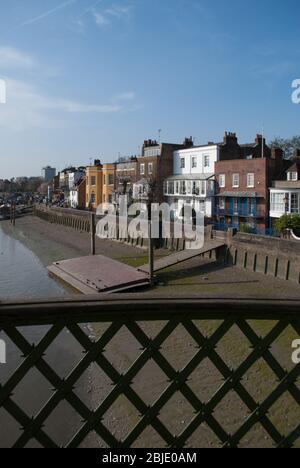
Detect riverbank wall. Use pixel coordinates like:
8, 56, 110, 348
33, 205, 214, 252
226, 232, 300, 284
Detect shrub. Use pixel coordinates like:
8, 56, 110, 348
240, 223, 255, 234
274, 214, 300, 235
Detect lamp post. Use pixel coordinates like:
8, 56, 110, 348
283, 193, 290, 239
284, 194, 289, 214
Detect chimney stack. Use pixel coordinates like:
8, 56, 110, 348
255, 134, 265, 145
183, 136, 194, 148
223, 132, 237, 145
271, 147, 283, 161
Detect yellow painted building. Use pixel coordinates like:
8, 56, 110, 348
102, 163, 116, 206
86, 161, 103, 210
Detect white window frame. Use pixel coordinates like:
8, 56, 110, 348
204, 155, 210, 168
180, 158, 185, 169
140, 164, 145, 175
247, 173, 255, 188
192, 157, 197, 169
270, 192, 285, 213
148, 163, 153, 175
288, 172, 298, 181
219, 174, 226, 188
232, 173, 239, 188
291, 193, 299, 213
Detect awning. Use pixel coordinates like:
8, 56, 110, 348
166, 174, 214, 181
216, 192, 258, 198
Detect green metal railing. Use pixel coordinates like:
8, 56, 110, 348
0, 296, 299, 448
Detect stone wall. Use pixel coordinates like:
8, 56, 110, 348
33, 205, 213, 252
227, 232, 300, 284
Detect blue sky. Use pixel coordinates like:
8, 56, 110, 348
0, 0, 299, 179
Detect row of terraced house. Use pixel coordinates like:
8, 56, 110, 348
47, 131, 300, 235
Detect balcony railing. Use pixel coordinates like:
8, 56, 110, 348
216, 207, 265, 219
0, 295, 299, 448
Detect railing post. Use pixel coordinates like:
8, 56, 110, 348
90, 212, 96, 256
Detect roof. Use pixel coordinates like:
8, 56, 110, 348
174, 144, 219, 154
217, 191, 258, 198
286, 160, 300, 172
167, 174, 214, 181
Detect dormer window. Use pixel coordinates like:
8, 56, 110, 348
287, 172, 298, 181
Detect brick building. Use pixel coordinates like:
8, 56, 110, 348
133, 138, 193, 204
115, 157, 138, 205
163, 132, 274, 223
215, 135, 284, 234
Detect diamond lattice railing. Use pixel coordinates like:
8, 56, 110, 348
0, 297, 299, 448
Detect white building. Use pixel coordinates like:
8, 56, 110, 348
164, 145, 219, 219
69, 189, 79, 209
270, 161, 300, 219
68, 169, 85, 190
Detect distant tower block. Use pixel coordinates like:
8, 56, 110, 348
42, 166, 56, 182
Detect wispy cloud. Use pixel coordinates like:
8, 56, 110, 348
21, 0, 77, 26
0, 79, 136, 130
105, 5, 132, 19
93, 12, 109, 27
92, 3, 132, 28
0, 47, 34, 68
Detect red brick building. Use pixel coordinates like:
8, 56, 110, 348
115, 157, 138, 204
215, 136, 284, 234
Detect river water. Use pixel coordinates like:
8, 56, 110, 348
0, 225, 66, 299
0, 226, 94, 448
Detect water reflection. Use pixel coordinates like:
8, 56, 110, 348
0, 226, 65, 298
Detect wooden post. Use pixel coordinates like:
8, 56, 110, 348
90, 212, 96, 256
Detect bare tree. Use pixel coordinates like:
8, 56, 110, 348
271, 136, 300, 159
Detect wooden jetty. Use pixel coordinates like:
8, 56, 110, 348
48, 255, 150, 295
